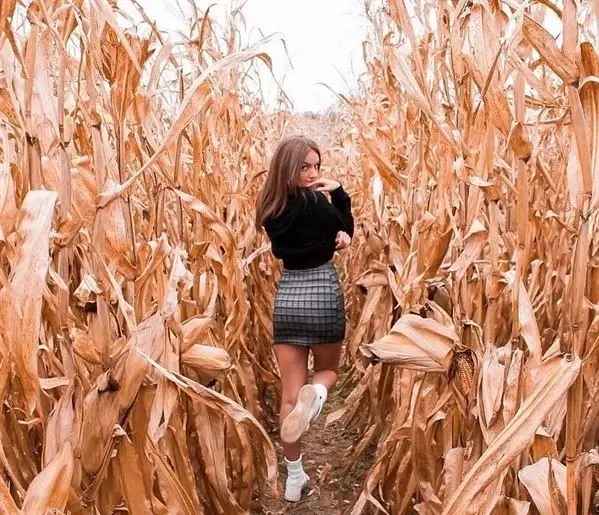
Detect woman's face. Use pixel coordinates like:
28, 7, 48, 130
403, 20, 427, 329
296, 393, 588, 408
297, 149, 321, 188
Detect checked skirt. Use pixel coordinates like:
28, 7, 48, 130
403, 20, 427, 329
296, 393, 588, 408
273, 260, 346, 346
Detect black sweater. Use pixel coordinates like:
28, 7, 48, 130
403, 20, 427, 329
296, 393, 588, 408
263, 186, 354, 270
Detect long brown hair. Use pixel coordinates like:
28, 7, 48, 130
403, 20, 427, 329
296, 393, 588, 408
255, 135, 321, 229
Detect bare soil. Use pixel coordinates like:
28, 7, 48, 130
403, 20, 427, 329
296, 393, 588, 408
251, 373, 374, 515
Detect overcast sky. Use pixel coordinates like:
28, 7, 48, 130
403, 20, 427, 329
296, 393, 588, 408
135, 0, 370, 113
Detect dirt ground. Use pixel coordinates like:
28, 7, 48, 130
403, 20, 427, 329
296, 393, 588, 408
251, 374, 374, 514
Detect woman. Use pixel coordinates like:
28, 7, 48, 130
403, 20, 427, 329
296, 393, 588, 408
255, 135, 354, 502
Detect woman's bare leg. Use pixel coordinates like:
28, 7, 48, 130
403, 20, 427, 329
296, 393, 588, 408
278, 341, 343, 446
274, 343, 309, 460
311, 341, 343, 390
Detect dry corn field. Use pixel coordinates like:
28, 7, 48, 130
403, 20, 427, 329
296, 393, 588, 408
3, 0, 599, 513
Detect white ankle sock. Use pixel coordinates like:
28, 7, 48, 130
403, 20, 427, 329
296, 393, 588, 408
285, 455, 305, 479
284, 455, 309, 502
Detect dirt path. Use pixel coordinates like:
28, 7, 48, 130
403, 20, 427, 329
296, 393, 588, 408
252, 376, 373, 514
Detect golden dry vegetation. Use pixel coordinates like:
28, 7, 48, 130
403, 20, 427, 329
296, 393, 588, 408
2, 0, 599, 514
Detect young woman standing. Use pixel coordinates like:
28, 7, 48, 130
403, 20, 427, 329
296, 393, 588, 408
255, 135, 354, 502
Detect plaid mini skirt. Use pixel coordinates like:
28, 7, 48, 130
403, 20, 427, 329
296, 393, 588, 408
273, 261, 346, 346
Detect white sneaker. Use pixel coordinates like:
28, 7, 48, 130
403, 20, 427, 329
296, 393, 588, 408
280, 384, 325, 444
284, 471, 309, 502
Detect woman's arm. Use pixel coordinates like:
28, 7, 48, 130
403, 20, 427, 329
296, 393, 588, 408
310, 177, 354, 238
312, 188, 354, 238
329, 185, 354, 237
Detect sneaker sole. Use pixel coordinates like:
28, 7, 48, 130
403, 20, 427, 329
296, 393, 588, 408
284, 492, 302, 502
280, 385, 317, 444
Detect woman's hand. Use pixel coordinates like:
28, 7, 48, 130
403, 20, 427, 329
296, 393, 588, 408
311, 178, 341, 193
335, 231, 351, 250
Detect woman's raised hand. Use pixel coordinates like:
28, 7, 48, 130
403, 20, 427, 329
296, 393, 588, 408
335, 231, 351, 250
311, 178, 341, 193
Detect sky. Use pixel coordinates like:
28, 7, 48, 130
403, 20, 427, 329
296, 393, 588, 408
135, 0, 371, 113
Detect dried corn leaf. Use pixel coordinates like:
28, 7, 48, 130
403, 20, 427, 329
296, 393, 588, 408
504, 271, 542, 365
441, 448, 464, 503
467, 5, 512, 136
22, 442, 74, 514
101, 179, 130, 262
43, 382, 79, 467
77, 311, 165, 477
192, 401, 243, 514
490, 497, 530, 514
518, 457, 566, 515
522, 15, 578, 84
115, 434, 153, 514
147, 438, 197, 515
363, 313, 457, 371
90, 0, 143, 75
443, 354, 580, 513
361, 136, 406, 189
97, 35, 282, 208
0, 477, 19, 515
479, 346, 506, 438
0, 162, 16, 236
0, 190, 57, 414
139, 351, 278, 495
0, 0, 17, 35
448, 219, 487, 281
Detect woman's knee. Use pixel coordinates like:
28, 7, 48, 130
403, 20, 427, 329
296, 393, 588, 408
280, 378, 305, 407
314, 365, 339, 376
313, 368, 339, 387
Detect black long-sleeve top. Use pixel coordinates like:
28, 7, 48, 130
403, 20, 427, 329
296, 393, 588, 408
263, 185, 354, 270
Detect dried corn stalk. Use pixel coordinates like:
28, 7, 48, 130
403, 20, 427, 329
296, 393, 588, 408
0, 1, 290, 511
328, 1, 599, 513
5, 0, 599, 513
